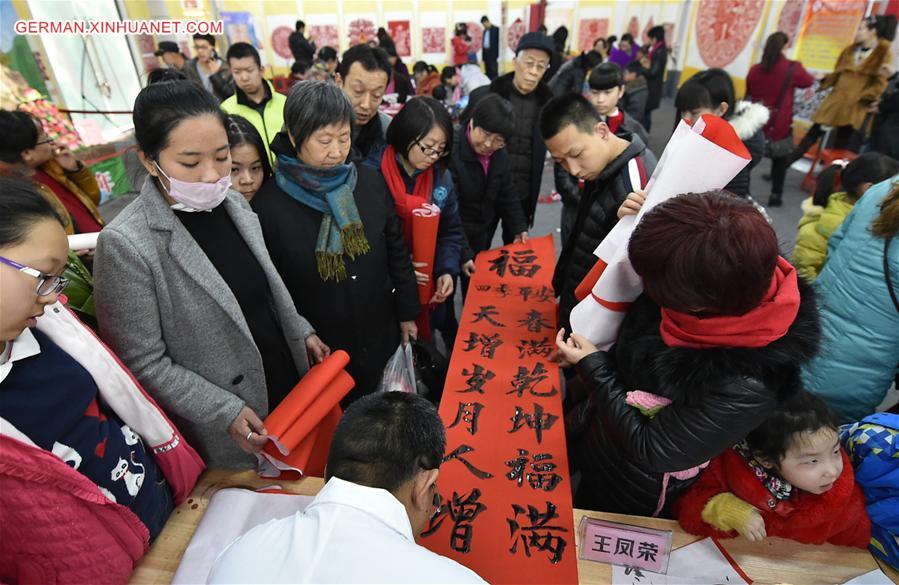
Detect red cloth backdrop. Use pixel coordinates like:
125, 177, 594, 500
421, 235, 578, 584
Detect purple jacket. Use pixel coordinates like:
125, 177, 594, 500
608, 46, 637, 68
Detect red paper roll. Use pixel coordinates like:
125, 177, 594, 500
411, 203, 441, 305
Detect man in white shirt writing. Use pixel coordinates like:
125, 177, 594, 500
207, 391, 485, 584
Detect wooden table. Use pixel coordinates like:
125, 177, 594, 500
130, 469, 898, 585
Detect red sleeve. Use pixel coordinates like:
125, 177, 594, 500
674, 456, 738, 539
792, 61, 816, 89
828, 484, 872, 549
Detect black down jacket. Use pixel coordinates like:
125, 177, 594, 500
565, 281, 820, 517
552, 132, 656, 330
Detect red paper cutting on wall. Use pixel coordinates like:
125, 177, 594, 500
421, 235, 578, 584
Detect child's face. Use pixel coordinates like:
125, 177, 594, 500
588, 86, 625, 117
764, 428, 843, 495
545, 122, 616, 182
624, 70, 636, 83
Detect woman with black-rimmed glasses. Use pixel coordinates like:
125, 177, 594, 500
0, 179, 204, 581
368, 96, 465, 344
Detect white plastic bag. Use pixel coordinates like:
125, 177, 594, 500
378, 343, 416, 393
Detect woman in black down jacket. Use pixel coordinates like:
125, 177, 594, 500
557, 192, 819, 517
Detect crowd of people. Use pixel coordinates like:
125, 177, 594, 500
2, 12, 899, 584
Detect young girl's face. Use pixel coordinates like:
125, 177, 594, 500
230, 143, 265, 201
768, 427, 843, 495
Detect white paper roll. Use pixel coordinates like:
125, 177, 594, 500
67, 232, 100, 251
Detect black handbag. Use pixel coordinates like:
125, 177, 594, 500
411, 339, 449, 405
764, 62, 796, 159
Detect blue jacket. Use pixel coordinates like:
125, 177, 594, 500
801, 177, 899, 422
841, 413, 899, 569
364, 148, 465, 279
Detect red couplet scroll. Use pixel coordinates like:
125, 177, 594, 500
258, 350, 355, 479
421, 235, 579, 584
411, 203, 441, 341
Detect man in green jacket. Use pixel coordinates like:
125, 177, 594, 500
221, 42, 286, 165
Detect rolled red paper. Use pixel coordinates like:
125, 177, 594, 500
411, 203, 441, 306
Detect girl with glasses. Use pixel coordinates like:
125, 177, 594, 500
0, 179, 203, 582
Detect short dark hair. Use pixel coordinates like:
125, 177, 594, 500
813, 152, 899, 205
338, 44, 391, 80
0, 110, 38, 164
625, 60, 644, 75
386, 96, 453, 169
132, 80, 227, 161
296, 20, 305, 31
0, 178, 65, 248
227, 42, 261, 68
674, 79, 714, 115
326, 392, 446, 492
192, 33, 215, 46
412, 60, 430, 75
469, 94, 515, 139
440, 66, 457, 84
628, 191, 779, 315
620, 33, 635, 44
579, 50, 604, 71
648, 25, 665, 42
225, 114, 273, 179
431, 84, 447, 101
147, 68, 187, 85
480, 15, 489, 24
318, 46, 338, 62
865, 14, 897, 42
539, 93, 602, 140
291, 61, 309, 76
284, 80, 354, 148
745, 390, 840, 465
690, 69, 735, 119
588, 62, 624, 91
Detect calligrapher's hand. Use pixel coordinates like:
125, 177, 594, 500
228, 406, 268, 454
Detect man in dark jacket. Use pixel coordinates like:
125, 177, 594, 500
540, 93, 657, 331
464, 32, 555, 244
481, 16, 500, 80
289, 20, 317, 67
548, 51, 603, 96
337, 44, 394, 166
639, 26, 668, 132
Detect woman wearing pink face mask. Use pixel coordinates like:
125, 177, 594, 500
93, 81, 329, 469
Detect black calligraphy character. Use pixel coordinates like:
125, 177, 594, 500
518, 286, 533, 302
508, 363, 558, 397
462, 332, 504, 359
592, 534, 612, 553
535, 286, 555, 303
475, 284, 491, 292
637, 541, 659, 562
510, 250, 541, 278
495, 283, 511, 298
614, 537, 635, 558
516, 337, 554, 359
447, 489, 487, 553
443, 444, 493, 479
504, 449, 562, 491
422, 492, 449, 536
508, 403, 559, 444
488, 249, 510, 277
471, 305, 505, 327
624, 566, 646, 578
448, 401, 485, 436
507, 501, 569, 564
458, 364, 495, 394
518, 309, 553, 333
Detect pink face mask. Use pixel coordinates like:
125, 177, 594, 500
154, 161, 231, 211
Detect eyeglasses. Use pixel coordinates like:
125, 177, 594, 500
35, 137, 54, 146
414, 140, 447, 159
518, 58, 549, 72
0, 256, 69, 296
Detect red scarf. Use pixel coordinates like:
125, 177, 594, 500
380, 144, 434, 243
660, 257, 801, 349
605, 109, 625, 134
